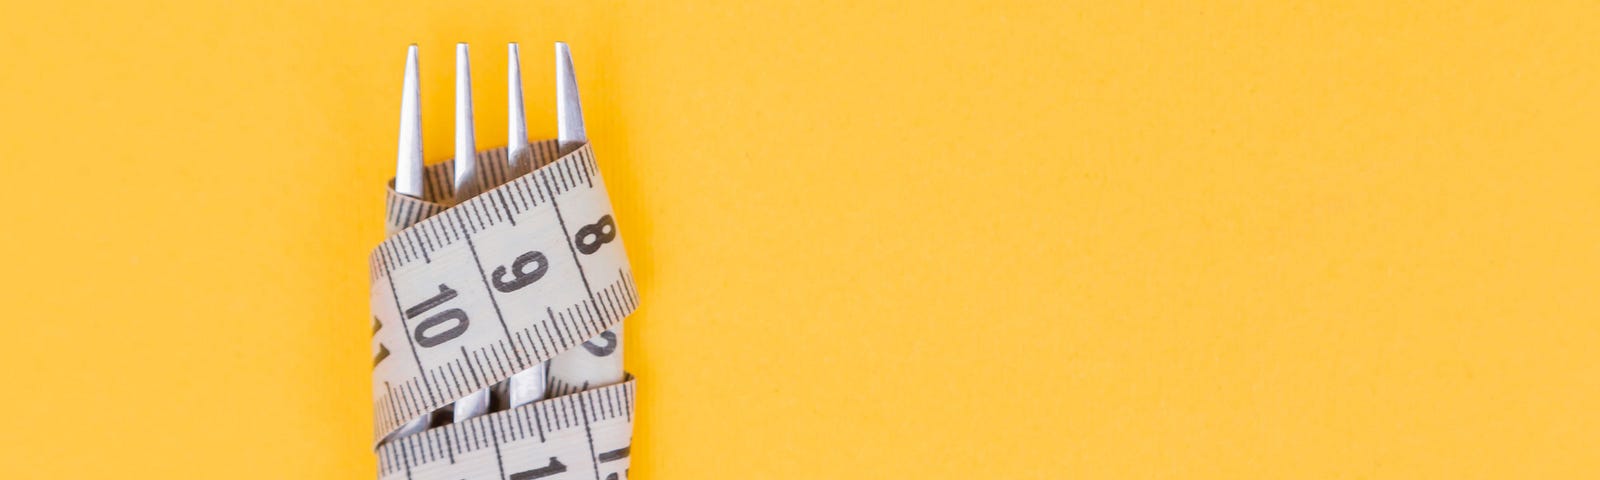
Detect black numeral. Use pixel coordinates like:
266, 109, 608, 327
413, 309, 469, 347
597, 446, 630, 462
405, 284, 469, 348
510, 457, 567, 479
574, 215, 617, 254
598, 445, 630, 480
405, 284, 459, 319
581, 330, 619, 357
492, 251, 550, 292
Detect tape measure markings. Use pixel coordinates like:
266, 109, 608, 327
538, 171, 610, 339
373, 139, 637, 479
378, 380, 636, 478
376, 142, 591, 269
382, 140, 564, 231
374, 270, 636, 434
453, 223, 530, 367
371, 141, 637, 441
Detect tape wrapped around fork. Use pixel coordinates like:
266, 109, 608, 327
370, 140, 637, 478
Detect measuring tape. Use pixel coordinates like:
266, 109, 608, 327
371, 139, 637, 479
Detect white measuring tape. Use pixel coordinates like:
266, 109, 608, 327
371, 140, 636, 479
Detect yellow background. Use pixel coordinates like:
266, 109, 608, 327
2, 0, 1597, 478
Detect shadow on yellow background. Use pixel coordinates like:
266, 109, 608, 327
1, 1, 1596, 478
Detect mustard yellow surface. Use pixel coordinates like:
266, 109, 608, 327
2, 1, 1597, 478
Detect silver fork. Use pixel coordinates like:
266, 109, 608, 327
385, 41, 618, 442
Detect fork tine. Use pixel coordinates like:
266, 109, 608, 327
395, 45, 423, 198
508, 43, 531, 173
453, 43, 480, 204
555, 42, 586, 155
